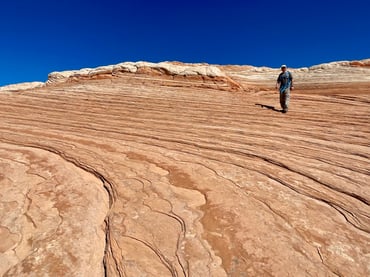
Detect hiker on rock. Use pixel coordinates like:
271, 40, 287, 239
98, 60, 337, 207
276, 65, 293, 113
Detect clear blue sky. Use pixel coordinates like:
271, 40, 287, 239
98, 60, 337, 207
1, 0, 369, 86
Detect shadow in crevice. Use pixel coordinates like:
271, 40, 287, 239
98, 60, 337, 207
255, 103, 282, 113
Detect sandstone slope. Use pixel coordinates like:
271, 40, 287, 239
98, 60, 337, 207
0, 60, 369, 276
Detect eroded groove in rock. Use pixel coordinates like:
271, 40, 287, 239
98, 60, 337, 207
1, 60, 369, 276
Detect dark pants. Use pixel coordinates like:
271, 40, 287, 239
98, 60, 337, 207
280, 88, 290, 111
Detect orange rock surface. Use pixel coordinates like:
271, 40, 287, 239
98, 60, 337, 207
0, 61, 369, 276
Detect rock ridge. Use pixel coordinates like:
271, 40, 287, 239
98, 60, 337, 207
0, 82, 44, 92
46, 61, 228, 84
1, 58, 369, 92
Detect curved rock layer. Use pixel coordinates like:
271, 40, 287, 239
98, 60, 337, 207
0, 64, 369, 276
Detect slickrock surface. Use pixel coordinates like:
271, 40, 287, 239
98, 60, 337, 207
0, 60, 369, 276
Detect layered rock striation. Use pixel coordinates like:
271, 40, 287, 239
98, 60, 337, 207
46, 61, 243, 91
0, 59, 369, 276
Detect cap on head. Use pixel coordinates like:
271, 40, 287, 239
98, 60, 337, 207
281, 64, 287, 68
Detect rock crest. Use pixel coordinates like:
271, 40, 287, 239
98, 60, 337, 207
0, 82, 44, 92
46, 61, 227, 84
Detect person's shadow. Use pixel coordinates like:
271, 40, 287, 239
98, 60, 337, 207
255, 103, 282, 113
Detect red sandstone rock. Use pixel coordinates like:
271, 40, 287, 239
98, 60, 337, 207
0, 60, 369, 276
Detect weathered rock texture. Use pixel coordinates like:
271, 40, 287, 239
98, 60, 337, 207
0, 82, 44, 92
0, 59, 369, 276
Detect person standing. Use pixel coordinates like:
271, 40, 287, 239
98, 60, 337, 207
275, 65, 294, 113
